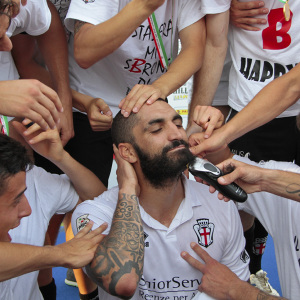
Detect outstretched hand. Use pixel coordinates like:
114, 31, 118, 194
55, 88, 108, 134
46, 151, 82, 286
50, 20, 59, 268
119, 83, 164, 117
0, 80, 62, 131
55, 221, 107, 269
12, 120, 65, 163
230, 0, 269, 31
181, 243, 242, 300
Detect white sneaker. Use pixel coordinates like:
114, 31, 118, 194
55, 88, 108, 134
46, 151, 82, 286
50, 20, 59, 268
250, 269, 280, 296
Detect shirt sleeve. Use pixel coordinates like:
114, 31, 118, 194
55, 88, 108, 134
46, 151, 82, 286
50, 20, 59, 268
12, 0, 51, 36
200, 0, 231, 14
71, 187, 119, 235
30, 166, 79, 219
65, 0, 119, 33
219, 201, 250, 281
177, 0, 204, 32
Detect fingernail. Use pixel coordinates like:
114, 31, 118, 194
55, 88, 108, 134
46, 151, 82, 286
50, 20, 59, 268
219, 177, 226, 184
181, 252, 187, 257
133, 107, 138, 113
259, 1, 264, 6
124, 111, 129, 117
107, 111, 112, 116
191, 242, 197, 248
60, 107, 64, 113
204, 134, 209, 139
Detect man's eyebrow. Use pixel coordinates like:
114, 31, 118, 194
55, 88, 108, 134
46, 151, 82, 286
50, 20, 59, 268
14, 187, 27, 201
144, 114, 183, 131
173, 114, 183, 122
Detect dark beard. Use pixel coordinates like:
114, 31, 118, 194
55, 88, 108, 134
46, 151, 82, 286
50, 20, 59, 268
133, 140, 196, 188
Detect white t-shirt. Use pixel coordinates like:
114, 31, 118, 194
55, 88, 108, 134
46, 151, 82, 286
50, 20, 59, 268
0, 0, 51, 81
228, 0, 300, 117
8, 166, 78, 300
65, 0, 204, 116
235, 155, 300, 300
72, 176, 250, 300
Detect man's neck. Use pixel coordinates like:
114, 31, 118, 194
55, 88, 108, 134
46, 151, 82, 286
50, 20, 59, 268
138, 175, 185, 228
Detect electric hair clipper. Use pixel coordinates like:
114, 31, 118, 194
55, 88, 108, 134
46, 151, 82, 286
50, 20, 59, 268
188, 157, 247, 203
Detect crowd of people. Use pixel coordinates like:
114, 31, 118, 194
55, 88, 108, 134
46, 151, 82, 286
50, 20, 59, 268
0, 0, 299, 300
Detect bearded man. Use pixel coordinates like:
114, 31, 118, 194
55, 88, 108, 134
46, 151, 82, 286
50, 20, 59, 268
71, 99, 250, 300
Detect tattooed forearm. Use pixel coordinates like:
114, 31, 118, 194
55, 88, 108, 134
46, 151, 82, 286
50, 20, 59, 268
74, 20, 86, 35
286, 183, 300, 198
257, 291, 287, 299
86, 193, 144, 298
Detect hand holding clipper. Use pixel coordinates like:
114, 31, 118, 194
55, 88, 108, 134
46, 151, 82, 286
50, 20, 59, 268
189, 157, 247, 203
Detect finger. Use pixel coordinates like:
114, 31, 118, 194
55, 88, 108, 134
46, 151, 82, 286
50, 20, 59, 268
119, 85, 141, 112
233, 0, 266, 11
87, 222, 108, 238
95, 99, 112, 116
33, 93, 61, 129
21, 0, 27, 5
11, 120, 27, 136
181, 250, 205, 272
38, 82, 63, 113
74, 220, 94, 238
233, 23, 262, 31
22, 122, 42, 136
190, 242, 213, 263
21, 109, 49, 131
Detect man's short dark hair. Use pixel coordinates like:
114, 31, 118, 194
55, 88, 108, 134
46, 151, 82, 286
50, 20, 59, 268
111, 98, 169, 146
0, 134, 32, 196
111, 111, 139, 146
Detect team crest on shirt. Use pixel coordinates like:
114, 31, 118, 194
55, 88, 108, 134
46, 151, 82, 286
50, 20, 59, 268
76, 214, 90, 232
82, 0, 95, 3
193, 218, 215, 248
253, 237, 267, 255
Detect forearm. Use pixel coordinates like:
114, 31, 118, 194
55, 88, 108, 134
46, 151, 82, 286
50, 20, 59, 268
74, 0, 157, 68
71, 89, 94, 113
0, 243, 64, 281
86, 189, 144, 298
260, 169, 300, 202
37, 0, 72, 111
229, 280, 286, 300
222, 65, 300, 144
153, 19, 206, 98
50, 151, 106, 200
189, 12, 229, 124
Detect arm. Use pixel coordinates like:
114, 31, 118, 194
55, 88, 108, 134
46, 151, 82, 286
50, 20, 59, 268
0, 79, 62, 130
0, 221, 107, 282
230, 0, 269, 31
86, 146, 144, 298
12, 121, 106, 200
187, 11, 229, 132
36, 0, 74, 145
119, 17, 206, 117
189, 64, 300, 157
71, 89, 113, 132
74, 0, 165, 69
215, 158, 300, 202
181, 243, 286, 300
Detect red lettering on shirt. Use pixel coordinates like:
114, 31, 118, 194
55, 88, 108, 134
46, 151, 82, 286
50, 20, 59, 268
262, 8, 293, 50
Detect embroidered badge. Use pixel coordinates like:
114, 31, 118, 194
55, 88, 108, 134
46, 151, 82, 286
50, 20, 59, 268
193, 218, 215, 248
76, 214, 90, 232
82, 0, 95, 3
240, 249, 250, 263
253, 237, 267, 255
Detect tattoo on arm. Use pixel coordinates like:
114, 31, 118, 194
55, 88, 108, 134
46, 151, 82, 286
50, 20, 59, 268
74, 20, 86, 35
86, 193, 144, 297
257, 291, 287, 299
286, 183, 300, 198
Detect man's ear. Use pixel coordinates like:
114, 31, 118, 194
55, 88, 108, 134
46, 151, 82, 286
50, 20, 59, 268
118, 143, 138, 163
